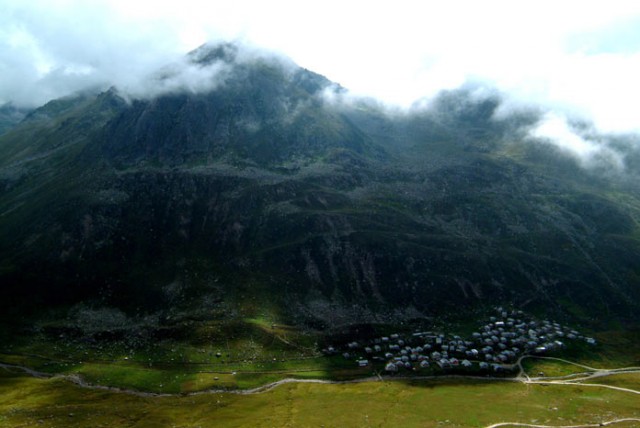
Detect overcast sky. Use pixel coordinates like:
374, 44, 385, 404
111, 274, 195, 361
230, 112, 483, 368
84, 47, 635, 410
2, 0, 640, 137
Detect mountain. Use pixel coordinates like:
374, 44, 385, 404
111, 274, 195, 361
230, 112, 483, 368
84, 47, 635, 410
1, 43, 639, 329
0, 103, 31, 136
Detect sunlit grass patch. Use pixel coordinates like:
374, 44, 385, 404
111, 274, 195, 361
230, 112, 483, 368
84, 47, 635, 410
521, 358, 589, 378
581, 372, 640, 390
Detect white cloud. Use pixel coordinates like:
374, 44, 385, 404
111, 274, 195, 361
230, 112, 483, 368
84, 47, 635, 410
532, 113, 598, 157
531, 112, 625, 169
1, 0, 640, 136
121, 58, 233, 101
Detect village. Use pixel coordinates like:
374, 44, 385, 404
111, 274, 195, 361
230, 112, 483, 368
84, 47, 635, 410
323, 308, 597, 374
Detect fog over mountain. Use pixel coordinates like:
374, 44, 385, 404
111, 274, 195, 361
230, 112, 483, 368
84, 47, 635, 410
2, 0, 640, 136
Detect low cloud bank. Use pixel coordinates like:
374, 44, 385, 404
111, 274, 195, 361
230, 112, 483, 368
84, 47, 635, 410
119, 57, 233, 102
530, 112, 626, 170
2, 0, 639, 175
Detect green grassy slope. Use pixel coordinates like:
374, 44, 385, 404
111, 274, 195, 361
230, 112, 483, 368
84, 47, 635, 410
1, 45, 640, 331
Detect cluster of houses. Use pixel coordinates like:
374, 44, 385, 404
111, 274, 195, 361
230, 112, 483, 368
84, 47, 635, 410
323, 308, 597, 374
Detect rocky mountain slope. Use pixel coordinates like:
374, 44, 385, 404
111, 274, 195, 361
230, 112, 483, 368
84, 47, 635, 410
1, 43, 639, 328
0, 103, 30, 136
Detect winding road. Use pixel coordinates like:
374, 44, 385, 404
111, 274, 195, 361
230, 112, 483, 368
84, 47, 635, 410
512, 356, 640, 394
485, 418, 640, 428
484, 356, 640, 428
2, 354, 640, 427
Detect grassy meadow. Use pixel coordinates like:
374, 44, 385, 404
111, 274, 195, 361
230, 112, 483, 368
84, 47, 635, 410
1, 367, 639, 428
1, 318, 639, 427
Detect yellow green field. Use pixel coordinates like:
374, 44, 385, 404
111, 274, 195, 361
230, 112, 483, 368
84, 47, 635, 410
1, 367, 639, 428
2, 320, 639, 427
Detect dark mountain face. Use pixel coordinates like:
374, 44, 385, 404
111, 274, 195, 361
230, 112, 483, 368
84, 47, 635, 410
1, 43, 639, 328
96, 43, 370, 167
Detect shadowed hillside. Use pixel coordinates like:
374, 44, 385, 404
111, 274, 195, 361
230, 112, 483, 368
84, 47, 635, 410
1, 43, 639, 331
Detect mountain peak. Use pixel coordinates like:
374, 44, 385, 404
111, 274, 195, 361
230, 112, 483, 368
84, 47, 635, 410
187, 42, 239, 65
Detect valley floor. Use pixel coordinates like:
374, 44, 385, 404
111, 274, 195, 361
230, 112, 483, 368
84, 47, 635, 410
1, 355, 639, 428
